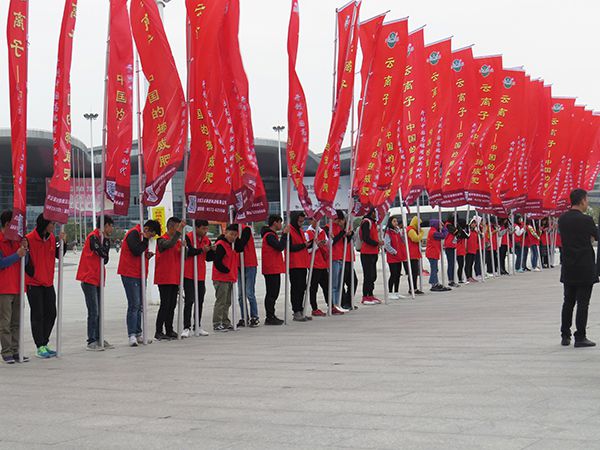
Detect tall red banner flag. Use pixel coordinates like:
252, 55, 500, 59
6, 0, 28, 239
287, 0, 313, 215
44, 0, 78, 224
105, 0, 134, 216
313, 0, 360, 218
130, 0, 187, 206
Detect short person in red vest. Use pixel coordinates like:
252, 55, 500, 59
0, 210, 30, 364
117, 219, 161, 346
514, 215, 526, 272
426, 218, 449, 292
76, 215, 114, 351
183, 219, 214, 337
212, 224, 243, 332
406, 216, 425, 295
465, 218, 482, 282
331, 210, 357, 310
25, 214, 67, 358
384, 216, 407, 299
154, 217, 185, 341
236, 224, 260, 328
288, 211, 313, 322
359, 209, 384, 305
443, 215, 460, 287
498, 218, 511, 275
455, 219, 469, 283
526, 219, 541, 271
260, 215, 288, 325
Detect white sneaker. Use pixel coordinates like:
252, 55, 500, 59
136, 335, 152, 345
181, 328, 191, 338
198, 328, 209, 336
534, 268, 541, 272
335, 305, 349, 312
129, 335, 138, 347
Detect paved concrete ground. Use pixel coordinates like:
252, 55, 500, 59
2, 251, 600, 449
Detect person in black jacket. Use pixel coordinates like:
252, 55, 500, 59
260, 215, 288, 325
558, 189, 599, 347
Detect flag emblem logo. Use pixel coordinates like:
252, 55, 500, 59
503, 77, 515, 89
480, 64, 493, 77
385, 32, 399, 49
407, 43, 414, 56
552, 103, 564, 113
451, 59, 464, 72
428, 51, 441, 65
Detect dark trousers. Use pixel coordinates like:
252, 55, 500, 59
561, 284, 593, 340
445, 248, 456, 282
183, 278, 206, 330
486, 250, 499, 274
457, 255, 465, 282
290, 268, 307, 313
81, 282, 101, 345
309, 268, 328, 311
499, 245, 508, 273
264, 274, 281, 319
156, 284, 178, 334
388, 262, 402, 292
27, 286, 57, 348
522, 246, 530, 270
541, 245, 549, 268
360, 253, 378, 297
408, 259, 419, 291
340, 262, 358, 308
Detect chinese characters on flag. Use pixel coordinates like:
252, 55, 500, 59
130, 0, 187, 207
5, 0, 28, 239
44, 0, 78, 224
105, 0, 134, 216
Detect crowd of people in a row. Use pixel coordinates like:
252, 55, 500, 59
0, 205, 560, 364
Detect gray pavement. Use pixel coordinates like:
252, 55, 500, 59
2, 251, 600, 449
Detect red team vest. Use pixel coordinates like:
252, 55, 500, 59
184, 232, 211, 281
238, 225, 258, 268
154, 233, 182, 285
501, 227, 510, 246
262, 230, 285, 275
444, 223, 457, 249
425, 227, 442, 260
117, 225, 149, 279
359, 219, 379, 255
288, 226, 310, 269
386, 229, 406, 263
212, 239, 239, 282
405, 226, 421, 259
456, 239, 466, 257
305, 228, 328, 269
331, 223, 353, 262
0, 231, 22, 294
26, 229, 56, 287
525, 226, 540, 247
76, 229, 106, 287
467, 231, 480, 254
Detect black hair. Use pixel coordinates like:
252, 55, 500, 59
335, 210, 345, 220
36, 214, 52, 233
386, 216, 398, 230
225, 224, 239, 232
194, 219, 209, 227
268, 215, 283, 227
167, 217, 181, 228
0, 210, 12, 228
570, 188, 587, 207
97, 215, 114, 229
144, 219, 161, 236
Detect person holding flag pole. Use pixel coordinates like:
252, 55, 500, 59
437, 208, 447, 287
416, 198, 424, 292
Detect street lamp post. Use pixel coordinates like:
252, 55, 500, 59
273, 125, 285, 215
83, 112, 99, 225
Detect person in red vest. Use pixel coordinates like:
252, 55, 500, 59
306, 217, 339, 316
117, 219, 161, 347
484, 221, 499, 275
212, 224, 243, 332
443, 215, 459, 287
154, 216, 185, 341
359, 209, 383, 305
236, 224, 259, 328
498, 218, 511, 275
331, 210, 357, 311
260, 215, 288, 325
514, 215, 526, 272
406, 216, 425, 295
0, 210, 30, 364
76, 215, 114, 351
465, 218, 482, 282
288, 211, 313, 322
183, 219, 214, 337
456, 219, 469, 283
384, 216, 406, 299
540, 217, 550, 269
25, 214, 66, 359
425, 218, 449, 292
526, 219, 542, 271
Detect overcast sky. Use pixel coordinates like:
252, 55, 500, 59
0, 0, 598, 154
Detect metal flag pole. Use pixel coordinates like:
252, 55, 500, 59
520, 214, 528, 272
192, 227, 200, 336
398, 189, 415, 299
438, 207, 446, 287
285, 176, 291, 325
510, 211, 516, 275
57, 225, 65, 356
327, 218, 333, 314
303, 223, 319, 317
416, 197, 423, 291
453, 207, 459, 284
476, 212, 485, 283
379, 214, 390, 304
537, 219, 544, 271
239, 225, 248, 327
18, 252, 25, 363
487, 215, 496, 278
494, 215, 502, 276
134, 51, 149, 345
229, 208, 238, 331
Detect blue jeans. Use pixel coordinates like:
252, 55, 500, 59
121, 276, 142, 337
428, 258, 439, 286
332, 260, 343, 305
81, 282, 100, 345
531, 245, 539, 269
522, 246, 529, 270
445, 248, 456, 282
238, 266, 258, 319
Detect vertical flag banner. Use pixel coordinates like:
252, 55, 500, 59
583, 114, 600, 191
44, 0, 78, 224
287, 0, 313, 215
105, 0, 134, 216
130, 0, 187, 206
314, 0, 360, 218
6, 0, 28, 239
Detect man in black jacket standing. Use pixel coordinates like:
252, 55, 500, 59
558, 189, 599, 348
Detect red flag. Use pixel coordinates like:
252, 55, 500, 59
105, 0, 133, 216
583, 113, 600, 191
314, 1, 360, 217
130, 0, 187, 206
423, 37, 452, 206
287, 0, 313, 214
6, 0, 28, 239
44, 0, 78, 224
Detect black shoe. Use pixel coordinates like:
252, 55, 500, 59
154, 332, 167, 341
265, 316, 284, 326
341, 304, 358, 310
237, 319, 246, 327
574, 338, 596, 348
448, 282, 460, 288
249, 317, 260, 327
165, 331, 178, 340
414, 290, 425, 295
561, 337, 571, 346
213, 324, 228, 332
430, 285, 444, 292
13, 354, 29, 362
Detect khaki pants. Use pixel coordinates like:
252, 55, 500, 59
0, 294, 20, 357
212, 281, 233, 327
